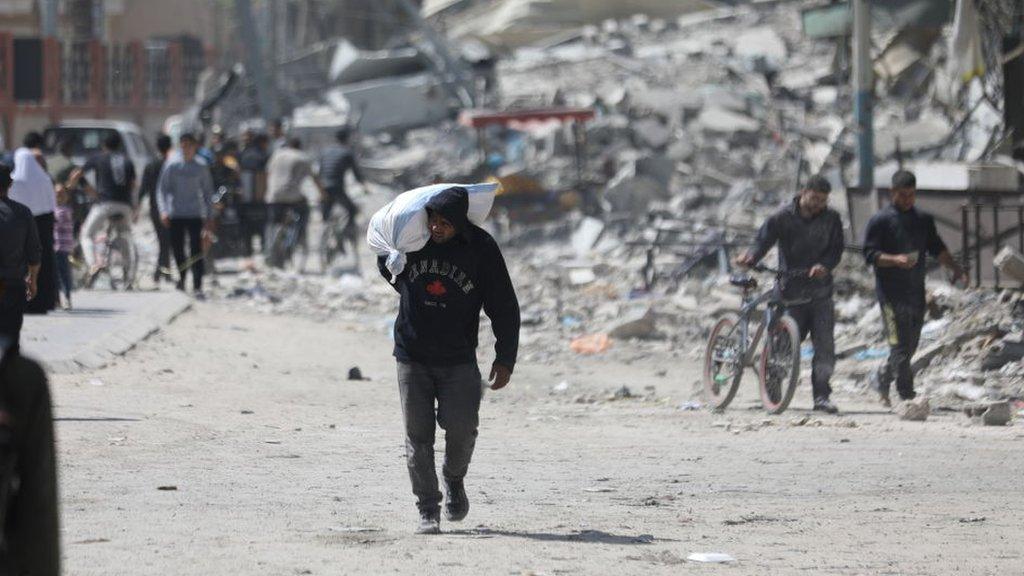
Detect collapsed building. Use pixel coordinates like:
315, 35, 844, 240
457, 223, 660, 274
201, 0, 1024, 417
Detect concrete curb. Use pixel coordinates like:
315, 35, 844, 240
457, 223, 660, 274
29, 292, 192, 374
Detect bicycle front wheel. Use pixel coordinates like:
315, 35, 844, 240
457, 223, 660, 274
703, 313, 744, 411
108, 237, 138, 291
758, 315, 800, 414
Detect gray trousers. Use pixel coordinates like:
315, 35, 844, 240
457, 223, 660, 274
397, 361, 482, 513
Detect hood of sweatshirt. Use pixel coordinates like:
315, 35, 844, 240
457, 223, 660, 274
425, 186, 471, 241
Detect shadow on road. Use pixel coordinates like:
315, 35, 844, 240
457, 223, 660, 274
451, 528, 669, 545
53, 308, 125, 318
54, 417, 142, 422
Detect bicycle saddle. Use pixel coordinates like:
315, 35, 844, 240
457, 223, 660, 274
729, 274, 758, 289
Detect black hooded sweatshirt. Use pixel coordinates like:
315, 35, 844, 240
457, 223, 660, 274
378, 187, 520, 371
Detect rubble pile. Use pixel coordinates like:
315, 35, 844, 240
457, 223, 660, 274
204, 1, 1022, 412
828, 283, 1024, 409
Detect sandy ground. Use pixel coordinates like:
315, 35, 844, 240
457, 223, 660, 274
47, 302, 1024, 575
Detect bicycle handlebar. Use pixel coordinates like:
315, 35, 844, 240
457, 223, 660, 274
750, 264, 810, 278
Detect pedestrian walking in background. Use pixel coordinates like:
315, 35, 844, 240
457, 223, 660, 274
265, 137, 324, 256
863, 170, 966, 407
157, 133, 214, 297
238, 131, 271, 265
0, 164, 42, 354
140, 134, 174, 285
8, 132, 56, 314
377, 186, 520, 534
52, 185, 75, 310
737, 175, 845, 414
317, 127, 367, 222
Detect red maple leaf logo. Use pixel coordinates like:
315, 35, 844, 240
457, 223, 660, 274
425, 280, 447, 297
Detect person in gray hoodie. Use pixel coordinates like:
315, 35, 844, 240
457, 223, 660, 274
157, 132, 214, 296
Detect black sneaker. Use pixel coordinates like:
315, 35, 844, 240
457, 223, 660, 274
813, 397, 839, 414
416, 509, 440, 535
444, 478, 469, 522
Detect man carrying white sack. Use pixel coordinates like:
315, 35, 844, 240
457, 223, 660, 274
376, 186, 520, 535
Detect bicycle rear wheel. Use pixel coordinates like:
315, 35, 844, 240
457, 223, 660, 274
265, 225, 288, 269
758, 315, 800, 414
285, 228, 308, 274
703, 313, 744, 411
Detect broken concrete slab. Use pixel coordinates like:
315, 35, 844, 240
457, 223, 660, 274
331, 74, 452, 133
608, 307, 658, 340
733, 27, 788, 71
631, 117, 673, 150
994, 246, 1024, 284
980, 338, 1024, 371
572, 217, 606, 256
695, 107, 760, 136
329, 40, 430, 85
896, 397, 930, 421
964, 401, 1013, 426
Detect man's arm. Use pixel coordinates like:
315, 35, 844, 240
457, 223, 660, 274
311, 175, 327, 202
811, 213, 845, 278
376, 255, 401, 292
127, 161, 138, 212
200, 166, 215, 224
25, 264, 40, 300
350, 153, 367, 187
738, 213, 778, 266
24, 212, 42, 300
863, 215, 913, 269
156, 164, 172, 226
938, 249, 966, 283
480, 241, 520, 389
928, 218, 965, 283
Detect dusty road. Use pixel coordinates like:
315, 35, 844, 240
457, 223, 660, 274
48, 303, 1023, 575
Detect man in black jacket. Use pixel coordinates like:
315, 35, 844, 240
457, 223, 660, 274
317, 127, 366, 222
863, 170, 965, 406
737, 175, 845, 414
378, 187, 520, 534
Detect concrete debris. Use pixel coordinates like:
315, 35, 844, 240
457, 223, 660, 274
964, 401, 1013, 426
571, 217, 605, 256
608, 307, 658, 340
694, 107, 760, 137
896, 398, 930, 422
994, 247, 1024, 285
733, 27, 788, 71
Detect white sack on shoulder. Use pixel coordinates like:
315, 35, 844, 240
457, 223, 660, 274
366, 182, 498, 279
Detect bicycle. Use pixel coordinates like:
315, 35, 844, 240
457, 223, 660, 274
703, 265, 808, 414
82, 212, 138, 291
318, 208, 360, 273
265, 204, 309, 273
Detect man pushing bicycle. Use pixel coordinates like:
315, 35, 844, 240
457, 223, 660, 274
736, 175, 845, 414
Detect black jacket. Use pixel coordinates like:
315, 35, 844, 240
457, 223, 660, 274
749, 198, 845, 300
0, 197, 41, 282
378, 187, 520, 370
863, 205, 947, 304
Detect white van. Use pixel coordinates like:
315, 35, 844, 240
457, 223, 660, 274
42, 120, 155, 185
